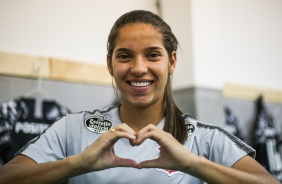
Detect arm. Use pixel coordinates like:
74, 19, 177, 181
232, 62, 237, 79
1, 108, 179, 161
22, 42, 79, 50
187, 155, 279, 184
0, 155, 80, 184
136, 124, 280, 184
0, 123, 138, 184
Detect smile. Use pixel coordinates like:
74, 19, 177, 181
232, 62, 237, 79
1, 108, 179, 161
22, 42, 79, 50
130, 81, 152, 87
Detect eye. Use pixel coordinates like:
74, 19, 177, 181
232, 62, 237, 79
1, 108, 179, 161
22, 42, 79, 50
116, 53, 131, 62
147, 52, 162, 61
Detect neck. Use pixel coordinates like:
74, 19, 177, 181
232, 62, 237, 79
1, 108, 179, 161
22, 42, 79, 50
119, 101, 163, 132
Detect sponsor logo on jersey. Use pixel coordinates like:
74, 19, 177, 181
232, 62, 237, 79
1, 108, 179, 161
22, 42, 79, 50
0, 132, 11, 145
84, 115, 112, 133
155, 147, 184, 176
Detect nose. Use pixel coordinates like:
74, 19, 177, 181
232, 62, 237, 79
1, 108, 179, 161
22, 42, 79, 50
130, 57, 148, 76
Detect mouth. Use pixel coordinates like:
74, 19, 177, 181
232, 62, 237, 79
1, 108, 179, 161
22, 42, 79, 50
128, 81, 153, 87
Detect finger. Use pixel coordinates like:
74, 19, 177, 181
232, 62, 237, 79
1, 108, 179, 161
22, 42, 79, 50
136, 125, 164, 145
137, 124, 162, 136
106, 124, 137, 141
106, 129, 136, 142
114, 156, 138, 168
119, 123, 136, 135
137, 129, 183, 153
110, 123, 136, 136
111, 123, 135, 134
107, 123, 137, 146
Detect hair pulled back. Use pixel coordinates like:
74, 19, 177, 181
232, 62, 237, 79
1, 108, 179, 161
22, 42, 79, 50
107, 10, 188, 144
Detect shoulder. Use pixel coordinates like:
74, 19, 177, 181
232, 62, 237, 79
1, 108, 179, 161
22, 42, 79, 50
41, 105, 119, 132
183, 113, 240, 141
182, 113, 255, 157
64, 105, 119, 121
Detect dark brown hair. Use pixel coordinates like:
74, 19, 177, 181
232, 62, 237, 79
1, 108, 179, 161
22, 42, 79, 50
107, 10, 187, 144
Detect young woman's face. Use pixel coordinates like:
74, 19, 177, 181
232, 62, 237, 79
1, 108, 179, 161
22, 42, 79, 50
108, 23, 176, 108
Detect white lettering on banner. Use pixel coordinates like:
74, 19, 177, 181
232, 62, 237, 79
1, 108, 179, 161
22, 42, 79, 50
0, 133, 11, 145
15, 122, 49, 134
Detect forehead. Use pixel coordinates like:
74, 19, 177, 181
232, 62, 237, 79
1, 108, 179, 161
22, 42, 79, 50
115, 23, 163, 47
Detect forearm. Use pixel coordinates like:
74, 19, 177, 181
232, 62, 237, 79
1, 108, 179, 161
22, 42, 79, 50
186, 156, 279, 184
0, 155, 83, 184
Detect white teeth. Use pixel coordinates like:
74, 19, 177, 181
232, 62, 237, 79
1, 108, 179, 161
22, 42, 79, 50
131, 81, 151, 87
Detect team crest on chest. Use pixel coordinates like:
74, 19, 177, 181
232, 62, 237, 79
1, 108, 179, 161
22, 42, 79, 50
84, 115, 112, 133
183, 114, 197, 136
186, 122, 196, 136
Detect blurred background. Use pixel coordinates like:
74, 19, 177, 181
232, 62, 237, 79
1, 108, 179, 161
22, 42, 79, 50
0, 0, 282, 179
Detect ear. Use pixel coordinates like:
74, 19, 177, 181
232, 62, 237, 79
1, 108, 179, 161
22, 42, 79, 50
169, 51, 177, 74
107, 55, 113, 76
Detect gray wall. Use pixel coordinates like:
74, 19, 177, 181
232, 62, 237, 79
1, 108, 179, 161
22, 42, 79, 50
0, 75, 116, 113
174, 87, 225, 127
174, 87, 282, 145
224, 98, 282, 145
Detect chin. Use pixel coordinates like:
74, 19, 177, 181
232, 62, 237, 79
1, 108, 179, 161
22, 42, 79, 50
126, 98, 151, 106
131, 101, 150, 107
123, 95, 157, 107
130, 98, 160, 108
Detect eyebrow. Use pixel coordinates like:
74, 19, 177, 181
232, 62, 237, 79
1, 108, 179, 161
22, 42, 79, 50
114, 48, 130, 53
114, 46, 164, 53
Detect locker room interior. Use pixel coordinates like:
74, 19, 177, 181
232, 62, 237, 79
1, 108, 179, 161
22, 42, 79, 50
0, 0, 282, 179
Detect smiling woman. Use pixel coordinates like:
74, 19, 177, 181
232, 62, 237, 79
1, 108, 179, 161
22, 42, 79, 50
110, 24, 175, 131
107, 18, 185, 140
0, 10, 280, 184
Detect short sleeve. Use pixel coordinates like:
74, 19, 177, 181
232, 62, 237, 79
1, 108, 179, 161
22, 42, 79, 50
195, 122, 255, 167
17, 116, 68, 163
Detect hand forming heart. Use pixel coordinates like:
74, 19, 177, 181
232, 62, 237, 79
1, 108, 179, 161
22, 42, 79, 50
75, 123, 197, 175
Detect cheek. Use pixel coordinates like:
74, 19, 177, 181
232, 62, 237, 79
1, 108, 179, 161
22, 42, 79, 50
154, 63, 169, 79
112, 64, 127, 82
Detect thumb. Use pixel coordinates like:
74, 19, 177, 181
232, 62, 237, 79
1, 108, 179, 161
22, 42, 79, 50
115, 156, 138, 168
138, 159, 160, 169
